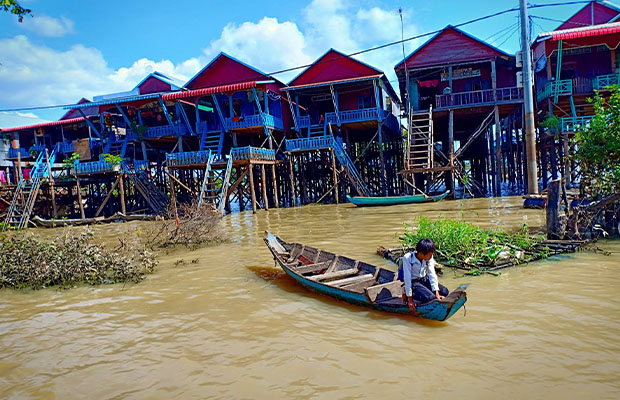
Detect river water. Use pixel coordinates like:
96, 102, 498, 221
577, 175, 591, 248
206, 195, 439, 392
1, 197, 619, 399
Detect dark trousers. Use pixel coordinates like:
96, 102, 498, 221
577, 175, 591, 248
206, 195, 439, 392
412, 277, 449, 304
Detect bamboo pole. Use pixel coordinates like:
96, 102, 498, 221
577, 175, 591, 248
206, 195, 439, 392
270, 164, 279, 208
45, 149, 57, 219
75, 176, 86, 220
261, 164, 269, 211
331, 148, 339, 204
249, 164, 257, 213
169, 172, 177, 217
288, 156, 296, 207
94, 176, 120, 217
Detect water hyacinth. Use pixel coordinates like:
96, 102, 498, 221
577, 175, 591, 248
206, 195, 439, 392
0, 229, 156, 289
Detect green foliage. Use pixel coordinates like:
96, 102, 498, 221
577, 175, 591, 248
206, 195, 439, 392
0, 229, 156, 290
63, 152, 80, 170
100, 153, 123, 166
540, 115, 560, 133
400, 217, 547, 268
575, 86, 620, 197
1, 0, 31, 22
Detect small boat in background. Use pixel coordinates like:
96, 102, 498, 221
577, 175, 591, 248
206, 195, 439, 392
263, 231, 467, 321
346, 191, 449, 207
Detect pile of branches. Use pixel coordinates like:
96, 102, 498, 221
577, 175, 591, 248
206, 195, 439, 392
400, 217, 551, 274
0, 229, 156, 289
145, 199, 227, 249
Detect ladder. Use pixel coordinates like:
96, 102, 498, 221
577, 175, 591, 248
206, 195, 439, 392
332, 138, 371, 197
104, 132, 129, 157
307, 124, 326, 138
200, 129, 224, 157
3, 149, 57, 230
196, 151, 233, 215
407, 105, 434, 170
122, 162, 170, 215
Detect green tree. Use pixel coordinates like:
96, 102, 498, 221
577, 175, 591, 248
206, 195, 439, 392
575, 85, 620, 197
1, 0, 32, 22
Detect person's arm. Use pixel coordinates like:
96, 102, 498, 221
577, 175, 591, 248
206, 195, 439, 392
427, 257, 443, 300
403, 254, 416, 311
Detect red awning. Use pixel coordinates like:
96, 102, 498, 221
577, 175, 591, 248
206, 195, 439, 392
1, 116, 89, 133
161, 81, 257, 101
549, 23, 620, 40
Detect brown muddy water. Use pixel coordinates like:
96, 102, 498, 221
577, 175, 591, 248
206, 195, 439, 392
1, 196, 619, 399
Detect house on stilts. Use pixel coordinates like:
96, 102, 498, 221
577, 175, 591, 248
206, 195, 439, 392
283, 49, 402, 203
395, 26, 526, 197
532, 0, 620, 189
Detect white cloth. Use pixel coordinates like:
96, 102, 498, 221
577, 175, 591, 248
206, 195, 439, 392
402, 251, 439, 296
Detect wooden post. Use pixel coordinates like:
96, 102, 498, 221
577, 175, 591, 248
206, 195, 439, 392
377, 122, 387, 196
288, 156, 296, 207
95, 176, 120, 217
45, 149, 57, 219
169, 171, 177, 217
249, 164, 257, 213
75, 177, 86, 220
494, 106, 501, 195
261, 164, 269, 211
546, 178, 562, 239
331, 148, 339, 204
17, 151, 22, 181
270, 164, 279, 208
119, 174, 126, 215
447, 110, 455, 194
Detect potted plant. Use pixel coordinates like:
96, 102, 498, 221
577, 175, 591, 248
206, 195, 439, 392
64, 152, 80, 173
101, 153, 123, 172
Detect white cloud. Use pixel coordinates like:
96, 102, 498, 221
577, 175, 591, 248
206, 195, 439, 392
19, 15, 74, 37
0, 111, 50, 130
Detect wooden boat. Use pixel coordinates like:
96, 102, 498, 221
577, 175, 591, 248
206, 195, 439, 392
346, 191, 449, 207
264, 232, 467, 321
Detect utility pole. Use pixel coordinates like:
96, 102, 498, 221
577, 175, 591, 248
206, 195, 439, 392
519, 0, 539, 194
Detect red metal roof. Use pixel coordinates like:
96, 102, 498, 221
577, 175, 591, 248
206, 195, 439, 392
547, 22, 620, 40
1, 116, 89, 133
161, 81, 257, 101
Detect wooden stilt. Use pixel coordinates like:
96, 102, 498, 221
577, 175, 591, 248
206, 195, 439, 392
119, 174, 126, 215
331, 148, 339, 204
289, 156, 296, 207
261, 164, 269, 211
270, 164, 279, 208
169, 171, 177, 217
249, 163, 257, 213
95, 175, 120, 217
75, 176, 86, 220
45, 149, 57, 219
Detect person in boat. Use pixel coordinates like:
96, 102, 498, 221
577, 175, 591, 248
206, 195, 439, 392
401, 238, 449, 311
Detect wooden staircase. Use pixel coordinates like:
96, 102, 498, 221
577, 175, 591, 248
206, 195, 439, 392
104, 132, 130, 157
308, 124, 326, 138
200, 129, 223, 156
406, 106, 434, 170
122, 162, 170, 215
3, 149, 57, 230
332, 138, 371, 197
196, 152, 234, 215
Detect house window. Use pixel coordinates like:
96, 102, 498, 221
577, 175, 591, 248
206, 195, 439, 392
358, 95, 372, 109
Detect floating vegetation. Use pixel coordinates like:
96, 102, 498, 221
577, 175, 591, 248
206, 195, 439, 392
0, 229, 156, 290
397, 217, 582, 274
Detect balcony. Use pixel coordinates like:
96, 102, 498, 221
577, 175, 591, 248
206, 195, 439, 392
326, 107, 381, 125
73, 160, 117, 175
436, 87, 524, 110
197, 120, 222, 133
560, 116, 594, 132
230, 146, 276, 161
536, 80, 573, 102
286, 136, 336, 152
7, 147, 30, 159
59, 142, 74, 154
144, 123, 188, 139
297, 115, 311, 129
165, 150, 211, 167
593, 74, 619, 90
226, 114, 284, 131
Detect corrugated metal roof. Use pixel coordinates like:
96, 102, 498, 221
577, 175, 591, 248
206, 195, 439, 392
64, 93, 163, 110
161, 81, 257, 100
539, 21, 620, 40
0, 116, 89, 133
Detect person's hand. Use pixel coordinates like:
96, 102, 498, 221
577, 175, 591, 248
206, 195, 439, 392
408, 299, 416, 312
435, 291, 444, 301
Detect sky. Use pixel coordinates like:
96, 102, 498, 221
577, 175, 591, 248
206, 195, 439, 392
0, 0, 604, 128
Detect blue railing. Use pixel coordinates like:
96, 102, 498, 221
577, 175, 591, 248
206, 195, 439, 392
230, 146, 276, 161
29, 144, 46, 153
133, 160, 150, 170
7, 147, 29, 159
298, 115, 311, 129
593, 74, 618, 90
436, 87, 524, 109
226, 114, 284, 130
144, 123, 188, 138
59, 142, 74, 154
326, 107, 379, 125
73, 160, 116, 175
560, 116, 594, 132
286, 136, 336, 152
536, 80, 572, 102
197, 120, 223, 133
166, 150, 211, 167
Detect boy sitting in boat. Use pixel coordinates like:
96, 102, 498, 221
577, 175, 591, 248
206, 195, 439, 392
401, 238, 449, 311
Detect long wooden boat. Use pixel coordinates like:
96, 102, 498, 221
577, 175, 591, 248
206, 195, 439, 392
346, 191, 449, 207
263, 232, 467, 321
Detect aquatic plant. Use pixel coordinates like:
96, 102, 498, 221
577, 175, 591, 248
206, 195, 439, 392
400, 217, 548, 269
0, 229, 156, 289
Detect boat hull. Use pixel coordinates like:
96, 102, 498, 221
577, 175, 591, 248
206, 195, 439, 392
347, 191, 449, 207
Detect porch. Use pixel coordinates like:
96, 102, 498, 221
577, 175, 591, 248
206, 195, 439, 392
436, 87, 524, 110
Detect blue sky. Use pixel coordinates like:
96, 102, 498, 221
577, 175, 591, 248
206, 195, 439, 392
0, 0, 599, 127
